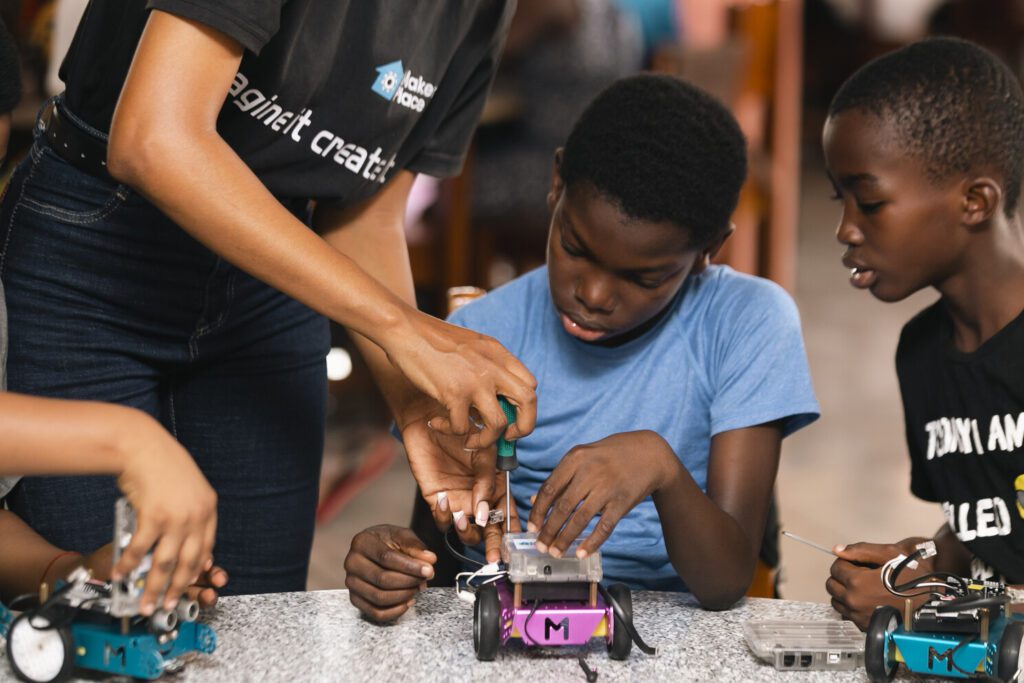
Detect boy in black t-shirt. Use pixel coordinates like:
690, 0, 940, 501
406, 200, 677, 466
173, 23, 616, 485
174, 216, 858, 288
823, 37, 1024, 630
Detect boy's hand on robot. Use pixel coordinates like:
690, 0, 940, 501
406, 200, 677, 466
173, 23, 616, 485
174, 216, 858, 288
189, 564, 229, 608
78, 543, 229, 610
527, 431, 680, 560
344, 525, 438, 623
826, 537, 933, 631
111, 416, 218, 614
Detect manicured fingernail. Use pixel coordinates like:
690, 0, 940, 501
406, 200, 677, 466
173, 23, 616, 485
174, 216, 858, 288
420, 581, 428, 591
835, 545, 845, 553
141, 602, 153, 616
527, 522, 537, 533
549, 547, 562, 558
407, 599, 416, 608
577, 549, 588, 559
536, 541, 547, 553
476, 502, 489, 527
110, 571, 122, 581
453, 510, 467, 531
437, 492, 449, 512
205, 558, 213, 571
529, 495, 536, 504
166, 598, 178, 610
421, 565, 434, 578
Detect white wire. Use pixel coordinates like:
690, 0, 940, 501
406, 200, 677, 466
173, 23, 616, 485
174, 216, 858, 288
881, 555, 958, 598
454, 565, 508, 603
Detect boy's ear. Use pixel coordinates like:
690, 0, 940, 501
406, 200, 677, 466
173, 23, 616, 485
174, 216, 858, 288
690, 224, 735, 276
547, 148, 565, 211
961, 177, 1001, 228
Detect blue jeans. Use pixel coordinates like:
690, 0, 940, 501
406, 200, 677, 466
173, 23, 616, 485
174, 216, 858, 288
0, 103, 329, 595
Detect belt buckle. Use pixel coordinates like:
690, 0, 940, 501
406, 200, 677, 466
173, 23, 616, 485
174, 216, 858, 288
38, 100, 56, 134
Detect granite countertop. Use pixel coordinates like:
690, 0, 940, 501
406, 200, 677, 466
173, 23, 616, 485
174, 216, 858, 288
1, 589, 944, 682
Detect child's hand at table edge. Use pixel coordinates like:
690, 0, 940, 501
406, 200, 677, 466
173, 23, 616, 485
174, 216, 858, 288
344, 525, 437, 623
826, 536, 933, 630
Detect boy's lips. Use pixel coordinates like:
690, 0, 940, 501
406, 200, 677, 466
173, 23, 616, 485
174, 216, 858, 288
842, 256, 877, 290
848, 266, 877, 289
559, 311, 610, 342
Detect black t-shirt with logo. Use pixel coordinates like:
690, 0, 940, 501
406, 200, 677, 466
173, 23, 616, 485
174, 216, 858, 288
898, 300, 1024, 582
59, 0, 514, 203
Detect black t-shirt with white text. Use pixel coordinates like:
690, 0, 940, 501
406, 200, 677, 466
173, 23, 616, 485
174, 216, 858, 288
59, 0, 514, 203
898, 301, 1024, 582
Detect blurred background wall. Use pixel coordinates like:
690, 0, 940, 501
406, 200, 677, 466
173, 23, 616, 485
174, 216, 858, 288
5, 0, 1022, 603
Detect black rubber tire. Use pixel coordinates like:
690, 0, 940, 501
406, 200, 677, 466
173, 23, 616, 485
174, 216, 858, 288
6, 613, 75, 683
997, 619, 1024, 682
473, 583, 501, 661
607, 583, 633, 660
865, 606, 901, 682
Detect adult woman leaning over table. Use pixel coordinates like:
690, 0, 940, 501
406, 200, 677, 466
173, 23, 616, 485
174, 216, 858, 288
0, 1, 536, 596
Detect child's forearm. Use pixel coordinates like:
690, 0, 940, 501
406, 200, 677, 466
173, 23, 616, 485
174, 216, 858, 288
932, 524, 973, 575
0, 393, 148, 476
652, 464, 759, 610
0, 510, 83, 603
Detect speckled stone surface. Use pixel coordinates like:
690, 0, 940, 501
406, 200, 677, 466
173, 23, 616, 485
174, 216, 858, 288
2, 589, 947, 682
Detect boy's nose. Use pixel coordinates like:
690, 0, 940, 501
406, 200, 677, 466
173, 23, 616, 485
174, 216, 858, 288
835, 214, 864, 246
575, 273, 615, 314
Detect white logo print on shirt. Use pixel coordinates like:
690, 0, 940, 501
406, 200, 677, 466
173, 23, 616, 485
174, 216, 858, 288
371, 60, 437, 112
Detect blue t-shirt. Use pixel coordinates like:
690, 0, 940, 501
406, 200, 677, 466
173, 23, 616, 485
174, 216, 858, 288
450, 265, 819, 591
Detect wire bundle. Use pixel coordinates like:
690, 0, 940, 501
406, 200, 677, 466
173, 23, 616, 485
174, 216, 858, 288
880, 549, 968, 600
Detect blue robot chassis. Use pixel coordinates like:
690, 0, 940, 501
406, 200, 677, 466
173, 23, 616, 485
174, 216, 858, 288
3, 568, 216, 683
865, 541, 1024, 681
1, 498, 217, 682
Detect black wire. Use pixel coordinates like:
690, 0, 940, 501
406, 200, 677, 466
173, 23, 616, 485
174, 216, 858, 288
893, 572, 968, 595
578, 655, 599, 682
522, 599, 540, 645
7, 593, 41, 612
444, 526, 484, 568
946, 595, 1010, 610
940, 634, 1002, 681
886, 548, 970, 597
597, 584, 657, 656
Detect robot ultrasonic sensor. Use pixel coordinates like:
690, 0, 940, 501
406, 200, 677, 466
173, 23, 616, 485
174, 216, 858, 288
1, 498, 216, 682
865, 541, 1024, 682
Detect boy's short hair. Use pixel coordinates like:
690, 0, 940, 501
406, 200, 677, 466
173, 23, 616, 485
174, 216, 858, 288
560, 74, 747, 249
829, 37, 1024, 216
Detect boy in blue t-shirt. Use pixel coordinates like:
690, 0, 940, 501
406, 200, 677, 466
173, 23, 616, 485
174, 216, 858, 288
344, 74, 819, 622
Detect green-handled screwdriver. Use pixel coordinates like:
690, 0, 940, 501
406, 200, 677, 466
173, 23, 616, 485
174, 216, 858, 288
497, 396, 518, 533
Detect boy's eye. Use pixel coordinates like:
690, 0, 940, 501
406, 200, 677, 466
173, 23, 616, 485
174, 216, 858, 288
632, 276, 662, 289
560, 237, 584, 258
858, 201, 885, 215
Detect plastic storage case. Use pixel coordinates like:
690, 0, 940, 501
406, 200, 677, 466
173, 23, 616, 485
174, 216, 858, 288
743, 620, 865, 671
500, 532, 603, 584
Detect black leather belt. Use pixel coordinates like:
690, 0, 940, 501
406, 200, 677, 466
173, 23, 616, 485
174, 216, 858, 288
38, 100, 112, 181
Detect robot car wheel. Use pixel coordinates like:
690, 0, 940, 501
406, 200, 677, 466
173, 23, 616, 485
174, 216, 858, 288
865, 606, 901, 682
473, 583, 501, 661
6, 613, 74, 683
997, 620, 1024, 682
607, 583, 633, 661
